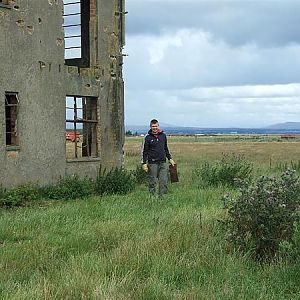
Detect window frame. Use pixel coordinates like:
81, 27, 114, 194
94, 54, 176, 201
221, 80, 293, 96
66, 95, 99, 159
63, 0, 90, 68
5, 92, 19, 147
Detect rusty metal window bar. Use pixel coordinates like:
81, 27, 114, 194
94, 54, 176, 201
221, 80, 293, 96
66, 96, 98, 159
5, 92, 19, 146
63, 0, 90, 67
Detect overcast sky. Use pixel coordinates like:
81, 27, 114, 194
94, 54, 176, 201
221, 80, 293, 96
124, 0, 300, 128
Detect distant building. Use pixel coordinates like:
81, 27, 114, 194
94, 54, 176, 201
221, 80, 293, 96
0, 0, 126, 187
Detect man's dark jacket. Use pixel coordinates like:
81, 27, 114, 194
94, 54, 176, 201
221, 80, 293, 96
142, 130, 172, 164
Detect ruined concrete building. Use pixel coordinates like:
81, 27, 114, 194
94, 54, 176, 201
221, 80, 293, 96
0, 0, 126, 187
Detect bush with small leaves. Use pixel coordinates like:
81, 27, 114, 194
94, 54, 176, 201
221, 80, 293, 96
0, 185, 6, 199
0, 184, 40, 207
0, 185, 6, 207
95, 167, 135, 196
222, 170, 300, 260
195, 153, 253, 187
40, 175, 94, 200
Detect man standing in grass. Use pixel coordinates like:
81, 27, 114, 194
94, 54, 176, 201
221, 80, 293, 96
142, 119, 175, 198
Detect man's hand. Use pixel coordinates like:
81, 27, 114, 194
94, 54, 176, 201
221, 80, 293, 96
169, 159, 176, 166
142, 164, 149, 172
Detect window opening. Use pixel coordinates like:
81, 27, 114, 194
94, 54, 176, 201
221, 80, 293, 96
5, 92, 19, 146
63, 0, 90, 67
66, 96, 98, 159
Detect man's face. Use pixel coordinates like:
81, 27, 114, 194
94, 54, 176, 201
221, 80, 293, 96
150, 123, 159, 134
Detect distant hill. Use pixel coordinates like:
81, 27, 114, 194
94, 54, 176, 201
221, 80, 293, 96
126, 122, 300, 135
125, 125, 149, 134
265, 122, 300, 130
126, 123, 177, 134
125, 123, 189, 134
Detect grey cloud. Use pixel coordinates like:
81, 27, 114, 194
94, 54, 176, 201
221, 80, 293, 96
125, 92, 300, 128
124, 30, 300, 90
124, 0, 300, 127
126, 0, 300, 47
125, 84, 300, 127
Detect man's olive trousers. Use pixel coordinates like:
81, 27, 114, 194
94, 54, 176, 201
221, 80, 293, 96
148, 162, 168, 197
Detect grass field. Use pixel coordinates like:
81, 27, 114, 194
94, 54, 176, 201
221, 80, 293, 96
1, 136, 300, 299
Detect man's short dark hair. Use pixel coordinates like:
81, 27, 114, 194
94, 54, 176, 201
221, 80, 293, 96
150, 119, 159, 125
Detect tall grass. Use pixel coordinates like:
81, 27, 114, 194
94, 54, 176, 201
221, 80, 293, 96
1, 137, 300, 298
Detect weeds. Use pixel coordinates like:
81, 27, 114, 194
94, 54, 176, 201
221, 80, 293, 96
1, 168, 136, 208
222, 170, 300, 260
0, 184, 40, 207
1, 138, 300, 298
195, 153, 253, 187
95, 167, 135, 195
0, 185, 6, 200
275, 160, 300, 173
40, 175, 94, 200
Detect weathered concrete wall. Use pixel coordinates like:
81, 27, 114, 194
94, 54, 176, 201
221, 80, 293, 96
0, 0, 125, 187
97, 0, 125, 170
0, 0, 66, 187
65, 0, 125, 175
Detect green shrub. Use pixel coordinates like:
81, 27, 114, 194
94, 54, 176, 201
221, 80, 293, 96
275, 160, 300, 173
40, 175, 94, 200
134, 164, 148, 184
0, 184, 39, 207
279, 222, 300, 259
0, 185, 7, 207
0, 185, 6, 199
222, 170, 300, 260
195, 153, 253, 187
95, 167, 135, 196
